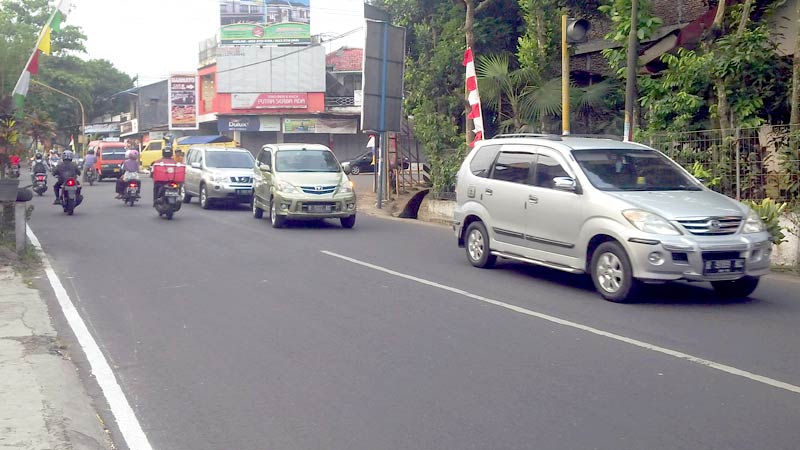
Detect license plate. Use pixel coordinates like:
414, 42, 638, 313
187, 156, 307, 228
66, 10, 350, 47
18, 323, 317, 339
113, 168, 120, 172
703, 258, 745, 275
64, 186, 78, 191
236, 189, 252, 196
308, 205, 331, 213
165, 190, 179, 197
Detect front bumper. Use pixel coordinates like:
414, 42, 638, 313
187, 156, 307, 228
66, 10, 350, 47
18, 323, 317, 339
273, 191, 357, 219
626, 232, 772, 282
206, 181, 254, 202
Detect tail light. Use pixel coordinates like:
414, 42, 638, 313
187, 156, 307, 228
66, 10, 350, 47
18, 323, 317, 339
169, 182, 179, 189
36, 175, 45, 181
129, 182, 138, 188
66, 179, 76, 187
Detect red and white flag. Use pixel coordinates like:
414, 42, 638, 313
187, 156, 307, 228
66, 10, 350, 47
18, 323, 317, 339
463, 47, 484, 148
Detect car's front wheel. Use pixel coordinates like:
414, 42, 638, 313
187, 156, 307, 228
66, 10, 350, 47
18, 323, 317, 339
711, 276, 759, 298
340, 215, 356, 229
270, 199, 285, 228
199, 184, 210, 209
465, 222, 496, 268
252, 198, 263, 219
591, 241, 640, 303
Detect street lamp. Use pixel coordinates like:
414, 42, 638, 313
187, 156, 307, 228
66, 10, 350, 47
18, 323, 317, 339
561, 15, 590, 136
30, 79, 86, 155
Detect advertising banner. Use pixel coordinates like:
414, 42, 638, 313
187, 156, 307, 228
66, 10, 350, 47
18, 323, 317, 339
219, 0, 310, 45
120, 119, 139, 137
283, 118, 357, 134
219, 116, 281, 132
232, 93, 308, 109
168, 73, 198, 130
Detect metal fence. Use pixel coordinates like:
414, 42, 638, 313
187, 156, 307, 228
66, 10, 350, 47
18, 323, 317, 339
647, 125, 800, 203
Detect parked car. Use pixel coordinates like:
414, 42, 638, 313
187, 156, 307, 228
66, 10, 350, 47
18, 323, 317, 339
252, 143, 357, 228
343, 150, 410, 175
181, 146, 256, 209
453, 134, 772, 303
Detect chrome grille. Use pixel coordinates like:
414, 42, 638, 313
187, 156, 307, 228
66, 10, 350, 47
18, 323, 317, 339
300, 185, 337, 195
677, 217, 742, 235
230, 176, 252, 183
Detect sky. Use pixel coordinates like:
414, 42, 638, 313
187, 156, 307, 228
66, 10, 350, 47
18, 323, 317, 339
66, 0, 365, 86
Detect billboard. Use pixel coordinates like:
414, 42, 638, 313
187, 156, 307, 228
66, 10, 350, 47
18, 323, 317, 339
218, 116, 281, 132
219, 0, 311, 46
168, 73, 198, 130
232, 93, 308, 109
362, 20, 405, 132
283, 118, 357, 134
216, 46, 326, 94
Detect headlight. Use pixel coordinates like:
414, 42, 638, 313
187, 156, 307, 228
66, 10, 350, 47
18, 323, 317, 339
743, 209, 766, 233
622, 209, 682, 235
212, 175, 229, 183
275, 180, 299, 194
339, 180, 355, 194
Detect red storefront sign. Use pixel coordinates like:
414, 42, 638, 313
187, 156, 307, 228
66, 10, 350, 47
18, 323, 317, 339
232, 93, 308, 109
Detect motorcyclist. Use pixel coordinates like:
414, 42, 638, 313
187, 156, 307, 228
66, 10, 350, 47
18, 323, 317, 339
116, 149, 141, 198
31, 153, 49, 181
53, 150, 82, 204
48, 150, 60, 172
151, 145, 178, 205
82, 149, 98, 181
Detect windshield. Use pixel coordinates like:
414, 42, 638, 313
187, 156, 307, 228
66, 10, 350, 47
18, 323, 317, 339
275, 150, 341, 172
572, 149, 702, 191
102, 151, 126, 161
205, 151, 254, 168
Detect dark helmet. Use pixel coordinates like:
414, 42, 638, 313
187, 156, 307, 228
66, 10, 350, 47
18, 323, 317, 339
87, 149, 95, 155
35, 152, 43, 161
162, 147, 173, 158
62, 150, 74, 161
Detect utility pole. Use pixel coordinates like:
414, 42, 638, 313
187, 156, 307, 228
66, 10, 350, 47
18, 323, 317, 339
31, 79, 86, 155
561, 16, 590, 136
623, 0, 639, 142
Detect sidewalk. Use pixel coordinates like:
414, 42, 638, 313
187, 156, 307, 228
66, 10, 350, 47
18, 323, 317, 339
0, 259, 112, 450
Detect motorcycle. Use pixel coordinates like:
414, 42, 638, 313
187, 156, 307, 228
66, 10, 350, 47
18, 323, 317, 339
83, 166, 97, 186
154, 181, 182, 220
122, 177, 141, 206
32, 172, 48, 196
58, 178, 82, 216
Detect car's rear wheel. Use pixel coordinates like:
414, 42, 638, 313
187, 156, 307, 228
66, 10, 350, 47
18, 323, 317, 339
350, 165, 361, 175
199, 184, 210, 209
340, 215, 356, 229
465, 222, 496, 268
711, 276, 759, 298
270, 199, 285, 228
252, 198, 263, 219
591, 241, 640, 303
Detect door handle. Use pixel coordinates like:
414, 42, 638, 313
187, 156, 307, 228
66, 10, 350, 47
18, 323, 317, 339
528, 195, 538, 204
485, 188, 493, 195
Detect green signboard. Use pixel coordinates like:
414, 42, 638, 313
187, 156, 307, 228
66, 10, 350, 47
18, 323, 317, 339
220, 22, 310, 45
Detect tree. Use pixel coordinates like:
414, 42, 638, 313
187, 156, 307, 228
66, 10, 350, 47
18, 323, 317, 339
23, 110, 56, 154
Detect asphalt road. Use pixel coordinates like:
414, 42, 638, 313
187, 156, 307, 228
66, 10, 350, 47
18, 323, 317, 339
27, 174, 800, 450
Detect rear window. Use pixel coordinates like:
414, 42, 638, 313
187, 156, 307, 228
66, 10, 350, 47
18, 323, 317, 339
102, 150, 126, 160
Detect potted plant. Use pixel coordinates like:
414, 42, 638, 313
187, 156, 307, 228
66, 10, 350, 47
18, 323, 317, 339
0, 95, 22, 201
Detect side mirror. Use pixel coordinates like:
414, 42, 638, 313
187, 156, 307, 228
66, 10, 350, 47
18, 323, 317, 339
553, 176, 577, 192
191, 162, 201, 169
341, 162, 351, 175
259, 162, 271, 172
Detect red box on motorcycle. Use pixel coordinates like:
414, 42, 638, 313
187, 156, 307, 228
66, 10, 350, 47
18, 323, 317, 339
151, 163, 185, 183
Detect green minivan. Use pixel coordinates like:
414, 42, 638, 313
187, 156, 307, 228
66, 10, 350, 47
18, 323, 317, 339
252, 143, 357, 229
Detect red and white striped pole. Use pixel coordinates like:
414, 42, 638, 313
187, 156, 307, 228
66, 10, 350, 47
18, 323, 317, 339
464, 48, 485, 147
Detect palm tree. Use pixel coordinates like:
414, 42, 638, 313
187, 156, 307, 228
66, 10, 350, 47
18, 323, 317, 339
23, 110, 57, 154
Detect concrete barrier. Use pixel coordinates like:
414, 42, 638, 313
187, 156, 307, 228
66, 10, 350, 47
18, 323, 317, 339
772, 214, 799, 269
417, 198, 455, 226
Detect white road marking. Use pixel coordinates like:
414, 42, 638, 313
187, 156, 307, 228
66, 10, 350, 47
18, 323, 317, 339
321, 250, 800, 395
27, 226, 154, 450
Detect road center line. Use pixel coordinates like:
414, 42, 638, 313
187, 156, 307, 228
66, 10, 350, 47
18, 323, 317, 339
321, 250, 800, 395
27, 226, 154, 450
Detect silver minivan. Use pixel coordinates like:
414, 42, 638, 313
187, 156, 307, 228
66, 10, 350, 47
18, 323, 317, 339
453, 135, 772, 302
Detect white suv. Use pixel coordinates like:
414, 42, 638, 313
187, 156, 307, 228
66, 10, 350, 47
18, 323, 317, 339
182, 146, 256, 209
453, 134, 772, 302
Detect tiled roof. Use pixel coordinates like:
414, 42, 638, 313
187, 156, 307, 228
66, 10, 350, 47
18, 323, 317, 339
326, 47, 363, 72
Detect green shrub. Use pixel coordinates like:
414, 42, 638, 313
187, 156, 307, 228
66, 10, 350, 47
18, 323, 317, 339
742, 198, 787, 245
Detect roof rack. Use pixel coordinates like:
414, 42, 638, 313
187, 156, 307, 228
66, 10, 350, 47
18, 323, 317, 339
493, 133, 563, 141
562, 133, 623, 141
